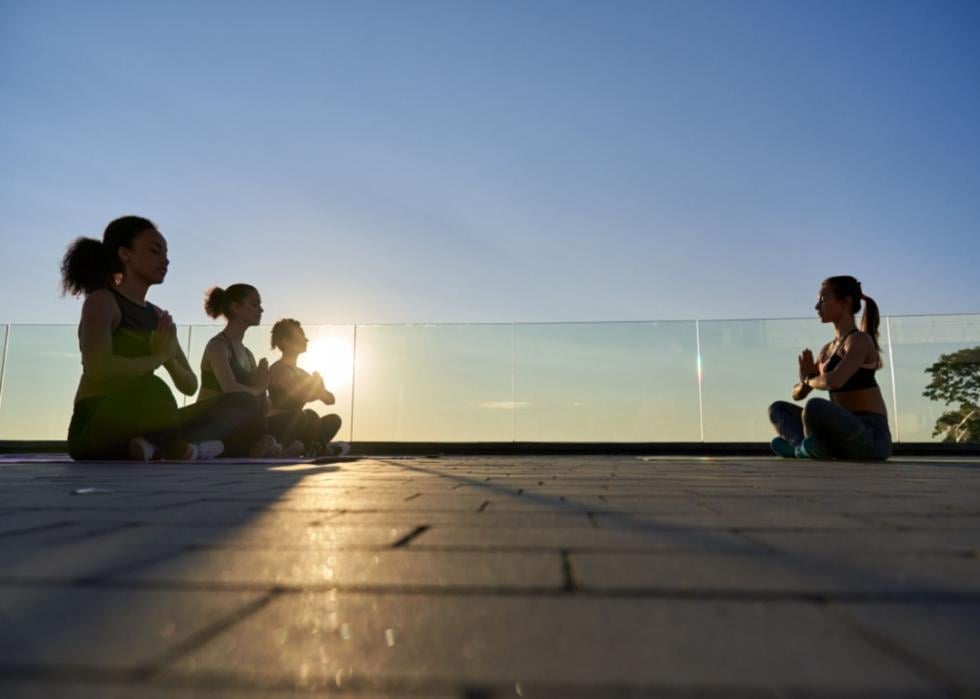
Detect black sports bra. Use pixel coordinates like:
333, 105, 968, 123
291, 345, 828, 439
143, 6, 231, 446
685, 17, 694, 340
109, 288, 159, 360
200, 333, 256, 392
824, 331, 878, 393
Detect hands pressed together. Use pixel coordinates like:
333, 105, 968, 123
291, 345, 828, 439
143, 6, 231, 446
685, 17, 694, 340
798, 348, 817, 383
150, 311, 179, 363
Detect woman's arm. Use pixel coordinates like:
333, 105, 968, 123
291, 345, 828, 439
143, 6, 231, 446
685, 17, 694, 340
312, 372, 336, 405
790, 345, 823, 401
79, 291, 170, 382
203, 338, 267, 396
805, 333, 875, 391
163, 343, 198, 396
268, 363, 321, 407
806, 334, 873, 392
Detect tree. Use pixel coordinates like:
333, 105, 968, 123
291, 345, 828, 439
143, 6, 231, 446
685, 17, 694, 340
923, 346, 980, 442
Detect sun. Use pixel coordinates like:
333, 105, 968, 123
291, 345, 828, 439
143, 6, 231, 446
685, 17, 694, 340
298, 336, 355, 389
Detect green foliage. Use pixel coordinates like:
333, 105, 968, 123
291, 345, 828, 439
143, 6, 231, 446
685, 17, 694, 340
923, 346, 980, 442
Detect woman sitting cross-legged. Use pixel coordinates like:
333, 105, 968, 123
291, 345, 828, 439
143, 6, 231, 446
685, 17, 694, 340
267, 318, 348, 457
195, 283, 284, 458
768, 275, 892, 461
62, 216, 255, 461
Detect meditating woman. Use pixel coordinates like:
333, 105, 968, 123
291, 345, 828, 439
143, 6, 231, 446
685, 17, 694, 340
769, 276, 892, 460
267, 319, 347, 456
197, 284, 283, 457
62, 216, 254, 460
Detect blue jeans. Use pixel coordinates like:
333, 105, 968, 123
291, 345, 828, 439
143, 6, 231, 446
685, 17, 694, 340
768, 397, 892, 461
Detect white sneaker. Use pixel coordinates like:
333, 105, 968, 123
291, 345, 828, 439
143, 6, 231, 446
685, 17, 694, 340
128, 437, 157, 461
249, 434, 282, 458
328, 441, 351, 457
193, 441, 224, 460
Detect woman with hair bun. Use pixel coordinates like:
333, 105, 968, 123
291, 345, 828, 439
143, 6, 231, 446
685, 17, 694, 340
267, 319, 347, 457
61, 216, 253, 461
768, 276, 892, 460
196, 284, 284, 457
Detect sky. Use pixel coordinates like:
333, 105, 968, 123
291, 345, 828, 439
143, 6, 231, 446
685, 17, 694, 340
1, 0, 979, 327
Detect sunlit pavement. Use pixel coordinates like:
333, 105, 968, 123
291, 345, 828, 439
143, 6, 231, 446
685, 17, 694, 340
0, 455, 978, 698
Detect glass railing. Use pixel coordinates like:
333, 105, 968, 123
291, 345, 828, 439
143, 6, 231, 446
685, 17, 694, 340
0, 314, 977, 443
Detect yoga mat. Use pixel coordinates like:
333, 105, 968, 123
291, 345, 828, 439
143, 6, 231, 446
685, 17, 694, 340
0, 453, 359, 465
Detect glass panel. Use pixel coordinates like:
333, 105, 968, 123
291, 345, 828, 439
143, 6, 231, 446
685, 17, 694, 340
351, 324, 513, 442
696, 318, 899, 442
0, 325, 197, 441
0, 325, 80, 440
184, 324, 356, 442
0, 324, 8, 416
293, 324, 355, 443
513, 322, 700, 441
887, 314, 980, 443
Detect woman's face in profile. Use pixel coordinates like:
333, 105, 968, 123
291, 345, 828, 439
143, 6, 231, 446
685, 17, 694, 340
287, 326, 309, 355
815, 285, 847, 324
233, 291, 264, 326
119, 229, 169, 285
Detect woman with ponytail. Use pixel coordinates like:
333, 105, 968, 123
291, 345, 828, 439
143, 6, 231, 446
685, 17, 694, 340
194, 284, 285, 458
768, 276, 892, 460
62, 217, 253, 460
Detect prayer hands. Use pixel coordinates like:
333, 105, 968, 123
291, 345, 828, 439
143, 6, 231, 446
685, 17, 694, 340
253, 357, 270, 390
150, 311, 178, 362
798, 348, 817, 383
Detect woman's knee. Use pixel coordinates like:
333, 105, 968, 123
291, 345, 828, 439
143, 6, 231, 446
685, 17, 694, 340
768, 401, 794, 422
217, 392, 261, 415
131, 374, 175, 402
802, 397, 832, 427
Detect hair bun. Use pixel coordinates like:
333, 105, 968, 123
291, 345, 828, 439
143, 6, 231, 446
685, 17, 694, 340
204, 286, 226, 319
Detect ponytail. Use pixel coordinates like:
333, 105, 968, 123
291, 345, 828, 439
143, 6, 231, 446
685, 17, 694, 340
204, 287, 227, 319
824, 275, 883, 367
60, 237, 114, 296
59, 216, 157, 297
860, 293, 882, 367
204, 283, 257, 319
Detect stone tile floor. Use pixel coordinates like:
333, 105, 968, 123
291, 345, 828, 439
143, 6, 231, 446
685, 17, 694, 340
0, 455, 978, 697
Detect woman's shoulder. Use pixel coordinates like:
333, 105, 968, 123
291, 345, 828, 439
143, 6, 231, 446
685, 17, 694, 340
843, 330, 874, 350
80, 289, 121, 321
204, 333, 231, 353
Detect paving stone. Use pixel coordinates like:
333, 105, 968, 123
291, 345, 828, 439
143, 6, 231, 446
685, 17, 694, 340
413, 525, 765, 553
750, 529, 980, 555
593, 510, 873, 529
861, 514, 980, 529
0, 585, 262, 669
0, 529, 192, 581
327, 511, 595, 528
572, 552, 980, 594
0, 680, 452, 698
167, 592, 934, 691
832, 602, 980, 688
88, 522, 415, 550
115, 549, 564, 589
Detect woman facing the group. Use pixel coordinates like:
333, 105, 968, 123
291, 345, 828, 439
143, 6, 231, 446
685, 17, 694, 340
768, 275, 892, 461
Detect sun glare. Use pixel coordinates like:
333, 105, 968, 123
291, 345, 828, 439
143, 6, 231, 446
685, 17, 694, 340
299, 337, 355, 390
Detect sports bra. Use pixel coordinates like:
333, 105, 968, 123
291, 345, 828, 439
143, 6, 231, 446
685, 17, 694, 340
823, 330, 878, 393
109, 288, 159, 360
200, 333, 257, 392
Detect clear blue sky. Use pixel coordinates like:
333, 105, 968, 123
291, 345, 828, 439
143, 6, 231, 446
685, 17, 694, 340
2, 0, 978, 326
